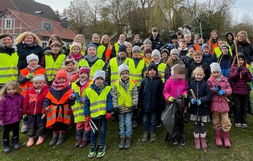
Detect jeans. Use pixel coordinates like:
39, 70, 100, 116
118, 112, 132, 137
90, 118, 106, 147
143, 112, 156, 132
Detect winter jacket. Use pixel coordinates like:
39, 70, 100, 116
188, 60, 210, 81
207, 75, 232, 113
217, 54, 233, 80
139, 75, 164, 113
232, 41, 253, 64
163, 77, 188, 100
23, 85, 49, 115
188, 79, 211, 115
179, 49, 188, 59
16, 42, 44, 70
229, 64, 252, 95
0, 94, 23, 125
149, 34, 164, 50
202, 53, 217, 66
83, 83, 113, 119
0, 43, 15, 56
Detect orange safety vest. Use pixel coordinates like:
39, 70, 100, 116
105, 48, 112, 62
194, 44, 200, 52
20, 67, 45, 96
46, 88, 72, 128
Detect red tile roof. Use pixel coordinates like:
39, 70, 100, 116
7, 8, 76, 40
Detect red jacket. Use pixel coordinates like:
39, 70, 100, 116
23, 85, 49, 115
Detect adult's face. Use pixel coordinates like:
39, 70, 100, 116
103, 36, 109, 44
0, 36, 12, 47
152, 31, 158, 38
92, 34, 100, 43
24, 35, 34, 45
238, 33, 246, 42
211, 32, 218, 40
76, 37, 83, 44
119, 34, 125, 43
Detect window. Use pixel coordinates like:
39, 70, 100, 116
42, 21, 52, 31
41, 41, 47, 47
4, 19, 12, 29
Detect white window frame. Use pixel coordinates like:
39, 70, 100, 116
4, 18, 12, 29
41, 41, 47, 48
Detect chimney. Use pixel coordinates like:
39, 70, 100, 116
60, 17, 67, 29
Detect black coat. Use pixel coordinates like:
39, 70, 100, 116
139, 75, 164, 113
16, 42, 44, 70
188, 60, 210, 81
202, 53, 217, 66
232, 41, 253, 64
149, 34, 164, 51
188, 79, 211, 116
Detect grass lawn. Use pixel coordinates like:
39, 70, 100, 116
1, 114, 253, 161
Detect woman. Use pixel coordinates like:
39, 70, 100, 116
97, 35, 113, 63
16, 32, 44, 70
208, 30, 219, 55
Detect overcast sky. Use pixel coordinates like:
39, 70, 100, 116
36, 0, 252, 23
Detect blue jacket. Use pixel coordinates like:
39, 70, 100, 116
203, 53, 217, 66
83, 83, 113, 119
218, 54, 233, 80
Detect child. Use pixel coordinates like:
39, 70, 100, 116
188, 67, 212, 150
84, 70, 113, 158
143, 48, 152, 66
62, 58, 78, 82
23, 75, 49, 147
202, 43, 217, 66
208, 63, 232, 148
68, 42, 84, 63
166, 48, 184, 69
161, 48, 170, 63
163, 64, 188, 146
71, 67, 92, 148
111, 64, 138, 149
43, 69, 73, 146
217, 44, 233, 80
229, 54, 252, 128
178, 39, 188, 58
139, 64, 164, 142
0, 81, 23, 153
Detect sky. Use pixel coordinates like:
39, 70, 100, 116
36, 0, 253, 23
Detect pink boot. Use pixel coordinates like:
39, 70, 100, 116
200, 133, 207, 149
36, 136, 45, 145
223, 131, 231, 148
215, 129, 223, 147
27, 137, 35, 147
194, 133, 200, 150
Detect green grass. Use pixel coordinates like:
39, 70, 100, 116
1, 115, 253, 161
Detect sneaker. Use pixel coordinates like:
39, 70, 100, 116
150, 132, 156, 142
88, 145, 97, 158
156, 123, 162, 128
241, 124, 247, 128
235, 123, 242, 128
96, 145, 106, 158
171, 137, 178, 146
179, 136, 186, 147
118, 137, 125, 149
3, 146, 10, 153
142, 131, 149, 142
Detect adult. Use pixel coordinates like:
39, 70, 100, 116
16, 32, 44, 70
91, 33, 101, 48
97, 35, 113, 63
225, 32, 234, 47
126, 43, 133, 58
132, 34, 142, 47
149, 27, 164, 50
111, 34, 127, 57
44, 34, 68, 54
69, 34, 86, 56
0, 34, 18, 88
208, 30, 219, 55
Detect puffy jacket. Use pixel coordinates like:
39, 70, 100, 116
217, 54, 233, 80
232, 41, 253, 64
202, 53, 217, 66
207, 75, 232, 113
149, 34, 164, 50
188, 60, 211, 81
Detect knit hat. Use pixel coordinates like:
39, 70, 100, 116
32, 75, 45, 82
86, 43, 97, 50
170, 48, 180, 56
93, 70, 105, 81
210, 62, 221, 73
118, 64, 129, 75
188, 45, 196, 51
132, 45, 141, 53
221, 44, 229, 49
170, 33, 178, 40
161, 48, 170, 56
144, 48, 152, 55
55, 69, 68, 81
147, 63, 158, 72
151, 49, 161, 58
238, 53, 246, 62
202, 43, 209, 49
118, 45, 126, 53
26, 53, 39, 63
143, 39, 152, 45
71, 42, 82, 49
79, 66, 90, 76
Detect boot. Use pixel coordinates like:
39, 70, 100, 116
75, 130, 82, 147
3, 139, 10, 153
79, 140, 88, 148
36, 136, 45, 145
223, 131, 231, 148
194, 133, 200, 150
150, 131, 156, 142
56, 131, 65, 145
21, 119, 28, 133
215, 129, 223, 147
49, 131, 59, 146
142, 131, 149, 142
79, 131, 89, 148
26, 137, 35, 147
118, 136, 125, 149
124, 136, 131, 149
12, 136, 20, 150
200, 133, 207, 149
179, 135, 185, 147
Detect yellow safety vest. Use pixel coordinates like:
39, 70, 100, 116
69, 44, 85, 56
114, 43, 119, 56
114, 79, 136, 111
0, 52, 18, 84
86, 86, 111, 118
129, 59, 145, 86
77, 59, 105, 78
45, 54, 66, 82
97, 45, 106, 59
214, 42, 233, 58
158, 63, 166, 83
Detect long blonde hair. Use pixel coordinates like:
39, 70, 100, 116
0, 81, 22, 100
236, 31, 250, 43
15, 32, 41, 45
100, 35, 112, 48
73, 34, 86, 51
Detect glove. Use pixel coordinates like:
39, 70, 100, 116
71, 92, 79, 99
196, 99, 201, 106
77, 97, 84, 103
26, 72, 34, 79
105, 112, 112, 120
167, 43, 173, 47
183, 93, 187, 98
85, 115, 91, 122
69, 108, 73, 115
212, 86, 219, 92
217, 89, 226, 96
237, 66, 242, 73
191, 98, 196, 104
168, 96, 174, 102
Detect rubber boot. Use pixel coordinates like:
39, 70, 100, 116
79, 131, 89, 148
118, 136, 125, 149
26, 137, 35, 147
142, 131, 149, 142
49, 131, 59, 146
75, 130, 82, 147
215, 129, 223, 147
223, 131, 231, 148
36, 136, 45, 145
150, 131, 156, 142
124, 136, 131, 149
194, 133, 200, 150
12, 136, 20, 149
56, 130, 65, 145
200, 133, 207, 149
2, 139, 10, 153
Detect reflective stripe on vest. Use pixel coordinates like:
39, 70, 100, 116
86, 86, 111, 118
114, 80, 136, 110
158, 63, 166, 83
129, 59, 145, 86
0, 52, 18, 84
97, 45, 106, 59
114, 43, 119, 56
77, 59, 105, 78
45, 54, 66, 82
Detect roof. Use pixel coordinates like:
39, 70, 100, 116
6, 9, 76, 40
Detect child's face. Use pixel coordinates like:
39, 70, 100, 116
238, 58, 245, 66
87, 46, 96, 56
57, 78, 67, 84
203, 47, 209, 54
212, 32, 218, 40
28, 59, 38, 68
173, 73, 184, 79
92, 35, 100, 43
72, 46, 81, 55
194, 55, 202, 63
152, 56, 160, 63
171, 53, 178, 60
145, 52, 151, 59
120, 71, 129, 81
119, 51, 126, 58
6, 86, 16, 95
94, 78, 104, 86
162, 52, 168, 59
132, 51, 140, 58
221, 47, 229, 55
126, 44, 132, 53
184, 35, 191, 43
218, 41, 225, 48
134, 36, 140, 42
65, 62, 75, 72
212, 71, 221, 79
144, 43, 151, 49
198, 38, 204, 44
51, 46, 61, 54
195, 72, 204, 81
180, 42, 187, 49
76, 37, 83, 44
227, 34, 233, 41
33, 80, 45, 89
79, 72, 88, 82
188, 48, 195, 55
148, 69, 156, 77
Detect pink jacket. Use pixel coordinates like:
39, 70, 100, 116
163, 77, 188, 101
207, 75, 232, 113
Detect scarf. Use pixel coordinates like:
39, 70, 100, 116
85, 54, 98, 63
70, 53, 83, 61
52, 80, 70, 91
